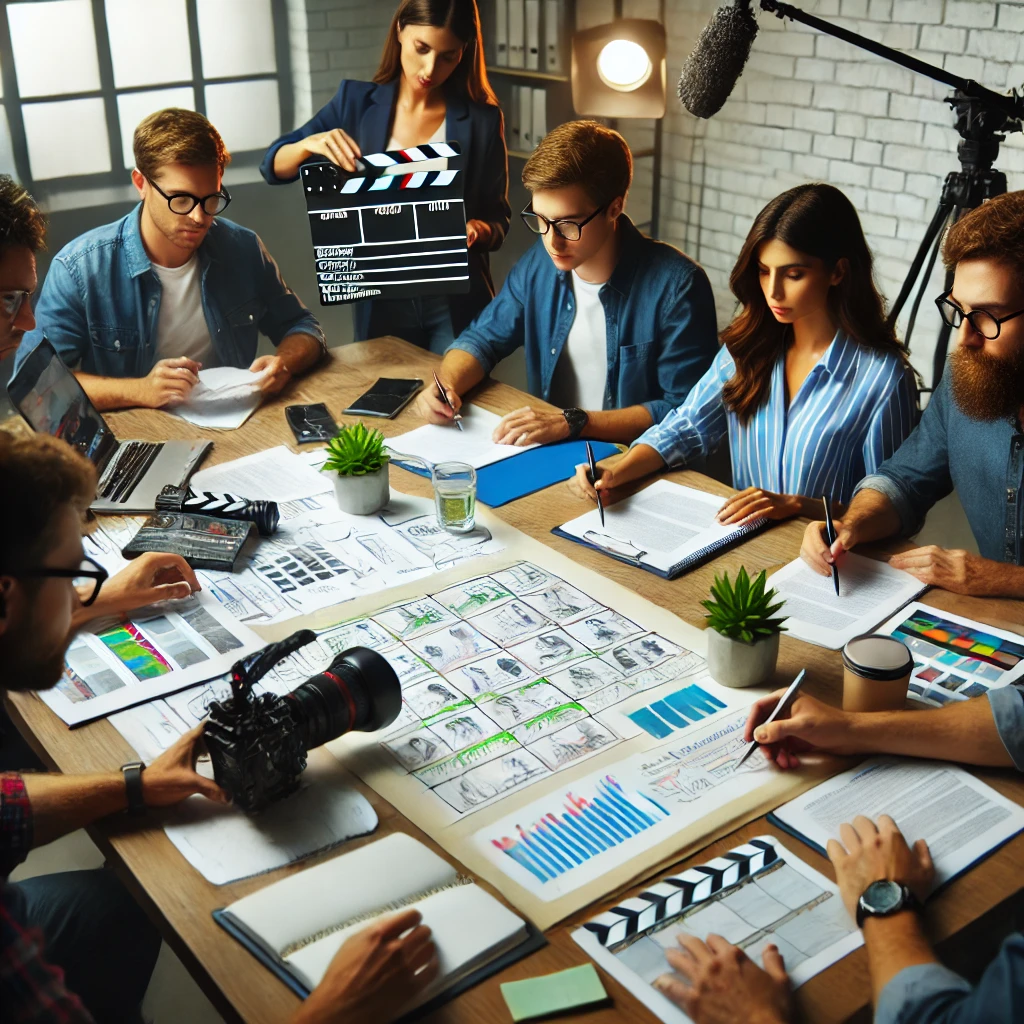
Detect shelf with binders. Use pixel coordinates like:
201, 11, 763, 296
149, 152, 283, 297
482, 0, 574, 82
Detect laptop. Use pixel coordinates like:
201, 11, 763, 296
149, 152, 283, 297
7, 338, 211, 513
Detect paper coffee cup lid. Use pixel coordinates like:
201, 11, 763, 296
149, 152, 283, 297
842, 634, 913, 681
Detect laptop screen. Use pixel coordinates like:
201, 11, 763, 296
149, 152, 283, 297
7, 339, 113, 464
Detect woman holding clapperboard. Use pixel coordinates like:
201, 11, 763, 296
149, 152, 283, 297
262, 0, 509, 353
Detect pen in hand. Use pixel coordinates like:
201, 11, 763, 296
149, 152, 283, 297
733, 668, 807, 772
432, 371, 463, 432
822, 496, 840, 596
586, 441, 604, 528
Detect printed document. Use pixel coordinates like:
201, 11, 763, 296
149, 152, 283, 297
191, 446, 331, 503
171, 366, 268, 430
388, 405, 537, 470
770, 553, 925, 649
773, 758, 1024, 887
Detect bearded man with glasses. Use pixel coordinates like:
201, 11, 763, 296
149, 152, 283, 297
15, 109, 326, 412
417, 120, 718, 447
801, 190, 1024, 599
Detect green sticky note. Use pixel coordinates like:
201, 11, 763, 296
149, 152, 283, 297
500, 963, 608, 1022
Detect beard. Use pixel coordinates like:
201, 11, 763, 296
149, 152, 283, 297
0, 611, 70, 693
948, 344, 1024, 421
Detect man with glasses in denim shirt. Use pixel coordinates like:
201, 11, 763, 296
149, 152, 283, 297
802, 191, 1024, 600
16, 109, 326, 412
418, 121, 718, 446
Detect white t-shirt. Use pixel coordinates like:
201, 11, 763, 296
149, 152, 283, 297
551, 271, 608, 410
383, 118, 448, 175
152, 255, 216, 366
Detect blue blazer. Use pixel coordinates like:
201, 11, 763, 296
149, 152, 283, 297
261, 79, 511, 338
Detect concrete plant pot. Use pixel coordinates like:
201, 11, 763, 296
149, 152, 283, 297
706, 629, 780, 689
331, 463, 390, 516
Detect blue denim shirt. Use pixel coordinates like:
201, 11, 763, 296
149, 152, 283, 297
448, 216, 718, 422
16, 206, 325, 378
856, 368, 1023, 563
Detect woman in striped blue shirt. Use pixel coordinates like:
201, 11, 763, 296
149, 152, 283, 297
577, 183, 918, 524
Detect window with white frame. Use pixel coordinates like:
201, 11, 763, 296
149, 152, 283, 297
0, 0, 290, 193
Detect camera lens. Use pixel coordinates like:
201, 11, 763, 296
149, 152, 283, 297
286, 646, 402, 751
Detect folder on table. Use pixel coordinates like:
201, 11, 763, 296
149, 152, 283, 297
508, 0, 525, 68
544, 0, 563, 73
531, 88, 546, 148
525, 0, 540, 70
495, 0, 509, 65
519, 85, 533, 151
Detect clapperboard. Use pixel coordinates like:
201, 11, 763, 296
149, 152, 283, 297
301, 142, 470, 306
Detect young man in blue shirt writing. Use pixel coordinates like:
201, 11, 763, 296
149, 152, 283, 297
417, 120, 718, 446
16, 109, 326, 412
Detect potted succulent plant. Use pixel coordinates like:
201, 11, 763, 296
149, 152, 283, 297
321, 422, 390, 515
701, 567, 788, 688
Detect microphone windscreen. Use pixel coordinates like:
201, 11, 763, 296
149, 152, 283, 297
677, 2, 759, 119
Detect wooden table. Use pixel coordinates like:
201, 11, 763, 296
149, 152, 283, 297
8, 339, 1024, 1023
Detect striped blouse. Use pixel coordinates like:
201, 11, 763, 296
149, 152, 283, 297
635, 329, 918, 506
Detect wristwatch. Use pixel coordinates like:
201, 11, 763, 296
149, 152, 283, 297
562, 407, 589, 441
856, 879, 920, 928
120, 761, 147, 817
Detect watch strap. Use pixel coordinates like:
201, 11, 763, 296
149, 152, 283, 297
562, 407, 589, 441
121, 761, 146, 817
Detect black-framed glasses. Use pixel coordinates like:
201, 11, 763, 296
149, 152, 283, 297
520, 202, 609, 242
0, 290, 30, 319
147, 176, 232, 216
10, 555, 109, 606
935, 291, 1024, 341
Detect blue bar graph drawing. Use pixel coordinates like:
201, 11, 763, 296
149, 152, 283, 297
627, 683, 727, 739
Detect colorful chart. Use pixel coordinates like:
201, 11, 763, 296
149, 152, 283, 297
626, 683, 728, 739
894, 611, 1024, 671
489, 775, 671, 883
98, 623, 171, 680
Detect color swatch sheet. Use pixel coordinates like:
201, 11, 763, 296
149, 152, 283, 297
879, 602, 1024, 707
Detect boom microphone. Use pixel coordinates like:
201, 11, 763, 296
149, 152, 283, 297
678, 1, 759, 119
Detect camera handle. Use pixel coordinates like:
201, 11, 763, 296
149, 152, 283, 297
228, 629, 318, 703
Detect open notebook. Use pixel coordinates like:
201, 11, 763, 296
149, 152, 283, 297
553, 480, 767, 579
213, 832, 543, 1010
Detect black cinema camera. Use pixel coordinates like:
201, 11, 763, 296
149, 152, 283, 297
205, 630, 402, 812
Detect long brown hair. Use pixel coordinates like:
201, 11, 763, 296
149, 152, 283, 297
374, 0, 498, 107
721, 183, 907, 423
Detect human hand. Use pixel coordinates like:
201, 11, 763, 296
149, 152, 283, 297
888, 546, 990, 595
135, 357, 201, 408
303, 128, 363, 173
466, 219, 492, 248
75, 552, 199, 627
492, 406, 568, 446
142, 724, 228, 806
716, 488, 802, 527
827, 815, 935, 923
572, 459, 617, 501
249, 354, 293, 395
654, 934, 792, 1024
292, 909, 439, 1024
743, 692, 859, 769
800, 518, 856, 577
415, 378, 462, 425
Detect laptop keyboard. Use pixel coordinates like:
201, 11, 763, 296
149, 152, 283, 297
97, 440, 165, 502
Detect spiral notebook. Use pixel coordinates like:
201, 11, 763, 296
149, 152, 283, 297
552, 479, 767, 579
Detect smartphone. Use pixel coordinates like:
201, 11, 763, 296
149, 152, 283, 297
286, 402, 339, 443
344, 377, 424, 418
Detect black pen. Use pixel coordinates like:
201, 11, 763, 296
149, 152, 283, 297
432, 371, 463, 432
823, 496, 840, 596
585, 441, 604, 527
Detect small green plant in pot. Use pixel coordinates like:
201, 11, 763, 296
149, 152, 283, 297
321, 422, 390, 515
701, 567, 788, 688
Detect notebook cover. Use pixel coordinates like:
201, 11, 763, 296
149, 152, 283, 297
396, 440, 619, 507
121, 511, 255, 571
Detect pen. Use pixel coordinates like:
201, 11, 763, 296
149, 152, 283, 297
733, 669, 806, 772
822, 496, 840, 597
585, 441, 604, 528
432, 371, 463, 432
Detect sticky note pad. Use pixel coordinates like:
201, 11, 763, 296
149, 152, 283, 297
500, 963, 608, 1022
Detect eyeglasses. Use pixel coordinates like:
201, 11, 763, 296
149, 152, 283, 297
935, 291, 1024, 341
146, 176, 232, 216
10, 555, 109, 606
0, 290, 29, 319
520, 202, 610, 242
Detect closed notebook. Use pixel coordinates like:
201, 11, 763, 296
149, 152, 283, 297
553, 479, 767, 579
121, 511, 255, 571
214, 832, 542, 1012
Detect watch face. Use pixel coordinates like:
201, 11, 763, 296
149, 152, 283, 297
863, 879, 903, 914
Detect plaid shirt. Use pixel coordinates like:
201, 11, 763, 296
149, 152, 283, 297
1, 773, 92, 1022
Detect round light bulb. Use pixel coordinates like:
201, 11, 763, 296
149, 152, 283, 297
596, 39, 652, 92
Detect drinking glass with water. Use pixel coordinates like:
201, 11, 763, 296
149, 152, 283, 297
432, 461, 476, 533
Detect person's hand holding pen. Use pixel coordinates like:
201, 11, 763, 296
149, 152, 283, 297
572, 444, 665, 502
416, 375, 463, 426
800, 517, 857, 578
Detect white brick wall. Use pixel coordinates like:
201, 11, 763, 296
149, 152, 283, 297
647, 0, 1024, 381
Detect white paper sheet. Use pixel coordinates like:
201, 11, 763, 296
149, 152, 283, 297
170, 366, 269, 429
572, 836, 861, 1024
770, 553, 925, 650
387, 405, 537, 471
772, 757, 1024, 888
191, 446, 331, 503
